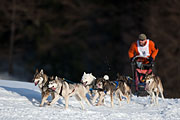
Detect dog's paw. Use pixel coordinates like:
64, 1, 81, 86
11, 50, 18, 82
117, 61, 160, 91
47, 102, 51, 106
44, 100, 49, 103
39, 104, 43, 107
96, 103, 101, 106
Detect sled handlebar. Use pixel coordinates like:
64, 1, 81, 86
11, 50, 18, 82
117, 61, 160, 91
131, 55, 148, 62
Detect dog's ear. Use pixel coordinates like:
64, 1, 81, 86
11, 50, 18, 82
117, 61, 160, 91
83, 72, 86, 75
40, 69, 44, 74
150, 73, 155, 77
145, 73, 150, 78
50, 76, 54, 80
117, 73, 120, 77
90, 73, 96, 79
35, 69, 39, 73
55, 76, 58, 80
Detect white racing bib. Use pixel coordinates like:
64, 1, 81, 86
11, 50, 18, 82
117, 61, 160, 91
137, 39, 150, 57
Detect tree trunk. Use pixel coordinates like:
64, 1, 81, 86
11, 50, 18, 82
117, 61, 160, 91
8, 0, 16, 75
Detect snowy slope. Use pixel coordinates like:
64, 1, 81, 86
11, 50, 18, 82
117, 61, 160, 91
0, 79, 180, 120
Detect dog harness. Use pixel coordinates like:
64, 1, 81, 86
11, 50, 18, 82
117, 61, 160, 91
89, 88, 93, 92
114, 81, 119, 88
59, 84, 63, 96
63, 78, 75, 84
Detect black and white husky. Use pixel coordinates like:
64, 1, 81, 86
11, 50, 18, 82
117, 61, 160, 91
144, 74, 164, 105
48, 76, 91, 109
33, 69, 55, 107
95, 75, 131, 107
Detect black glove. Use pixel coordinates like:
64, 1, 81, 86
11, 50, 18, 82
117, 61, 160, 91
130, 57, 133, 62
148, 56, 153, 63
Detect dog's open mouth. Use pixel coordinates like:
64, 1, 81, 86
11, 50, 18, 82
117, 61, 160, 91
96, 83, 101, 89
83, 81, 87, 86
35, 81, 39, 86
50, 87, 56, 91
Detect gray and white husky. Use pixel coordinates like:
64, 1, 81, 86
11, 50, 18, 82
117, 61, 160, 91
33, 69, 55, 107
48, 76, 91, 109
144, 74, 164, 105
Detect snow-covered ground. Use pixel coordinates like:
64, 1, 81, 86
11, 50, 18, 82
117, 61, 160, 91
0, 79, 180, 120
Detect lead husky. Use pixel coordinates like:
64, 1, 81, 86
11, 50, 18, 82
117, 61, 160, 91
144, 74, 164, 105
33, 69, 55, 107
48, 76, 91, 109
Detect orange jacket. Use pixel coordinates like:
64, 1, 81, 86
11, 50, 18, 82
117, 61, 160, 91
128, 40, 158, 60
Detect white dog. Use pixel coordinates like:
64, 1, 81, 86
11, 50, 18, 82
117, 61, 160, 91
81, 72, 99, 104
81, 72, 112, 105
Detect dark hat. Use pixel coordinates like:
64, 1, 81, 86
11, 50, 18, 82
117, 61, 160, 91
139, 34, 147, 40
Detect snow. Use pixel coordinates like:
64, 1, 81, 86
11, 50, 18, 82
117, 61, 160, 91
0, 79, 180, 120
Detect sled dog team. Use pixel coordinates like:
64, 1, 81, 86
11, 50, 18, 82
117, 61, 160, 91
33, 69, 164, 109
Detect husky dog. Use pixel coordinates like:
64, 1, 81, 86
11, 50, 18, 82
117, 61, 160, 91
81, 72, 99, 104
116, 74, 132, 98
116, 73, 133, 88
33, 69, 55, 107
96, 75, 131, 107
144, 74, 164, 104
48, 76, 91, 109
81, 72, 96, 91
81, 72, 108, 105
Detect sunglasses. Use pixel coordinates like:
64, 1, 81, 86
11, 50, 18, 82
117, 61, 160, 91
139, 39, 146, 41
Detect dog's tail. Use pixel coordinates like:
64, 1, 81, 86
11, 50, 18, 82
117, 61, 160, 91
104, 75, 109, 80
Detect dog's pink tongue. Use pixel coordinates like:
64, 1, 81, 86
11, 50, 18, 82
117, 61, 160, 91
52, 87, 56, 91
83, 81, 87, 86
97, 84, 101, 88
35, 82, 38, 86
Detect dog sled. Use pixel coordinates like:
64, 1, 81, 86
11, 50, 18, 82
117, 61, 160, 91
130, 55, 155, 96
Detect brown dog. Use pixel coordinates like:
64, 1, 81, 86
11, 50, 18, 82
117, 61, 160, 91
95, 75, 131, 107
33, 69, 55, 107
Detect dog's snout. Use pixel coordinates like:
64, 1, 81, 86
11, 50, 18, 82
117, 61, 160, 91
96, 83, 102, 88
